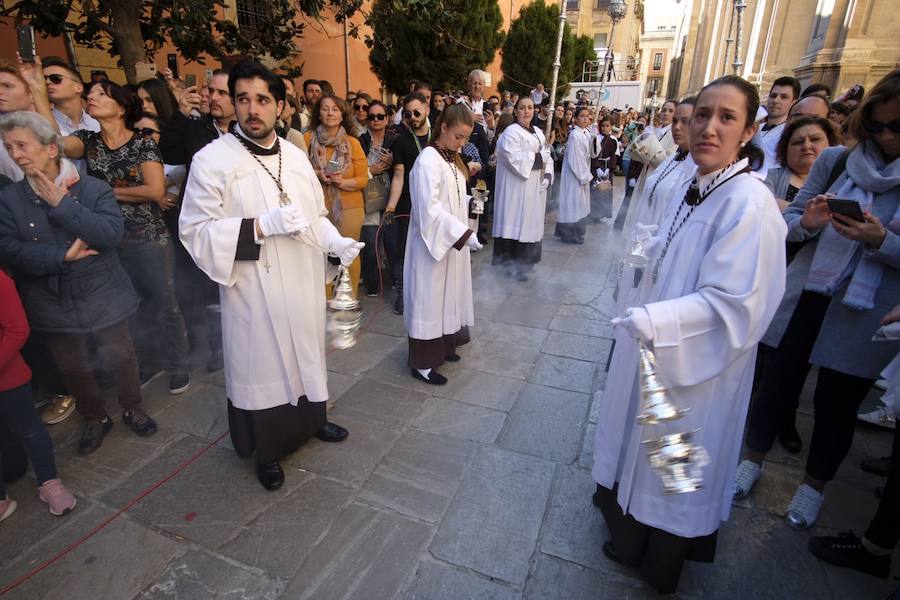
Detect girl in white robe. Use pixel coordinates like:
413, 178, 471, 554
492, 97, 553, 281
404, 105, 480, 386
622, 100, 678, 225
591, 76, 787, 594
555, 107, 593, 244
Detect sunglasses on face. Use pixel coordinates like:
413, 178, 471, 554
45, 74, 69, 85
354, 103, 369, 111
368, 113, 387, 121
862, 119, 900, 135
138, 127, 160, 137
403, 109, 424, 119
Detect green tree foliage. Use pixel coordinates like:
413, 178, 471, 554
1, 0, 364, 84
367, 0, 505, 94
499, 0, 596, 99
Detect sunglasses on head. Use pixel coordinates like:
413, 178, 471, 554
368, 113, 387, 121
44, 74, 69, 85
862, 119, 900, 135
403, 109, 424, 119
138, 127, 160, 137
354, 103, 369, 111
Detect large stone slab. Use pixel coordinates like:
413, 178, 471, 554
139, 549, 284, 599
282, 416, 401, 486
327, 371, 361, 404
219, 476, 356, 579
465, 323, 548, 380
329, 378, 428, 431
359, 429, 476, 523
281, 503, 433, 599
412, 397, 508, 444
523, 555, 653, 600
400, 560, 522, 600
102, 436, 310, 548
432, 368, 524, 412
528, 354, 597, 394
430, 446, 556, 585
541, 331, 613, 363
491, 295, 560, 329
4, 508, 181, 600
152, 384, 229, 440
498, 384, 590, 463
326, 331, 403, 375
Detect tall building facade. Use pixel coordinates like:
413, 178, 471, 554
565, 0, 645, 82
670, 0, 900, 99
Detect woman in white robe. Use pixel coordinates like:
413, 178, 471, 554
591, 76, 787, 594
555, 107, 593, 244
621, 100, 678, 225
492, 97, 554, 281
404, 104, 480, 386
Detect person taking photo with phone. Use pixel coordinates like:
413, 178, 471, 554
735, 69, 900, 531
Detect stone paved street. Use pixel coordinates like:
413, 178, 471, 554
2, 183, 897, 599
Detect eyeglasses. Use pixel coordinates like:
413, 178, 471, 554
138, 127, 160, 137
354, 103, 369, 111
369, 113, 387, 121
403, 109, 424, 119
45, 74, 70, 85
862, 119, 900, 135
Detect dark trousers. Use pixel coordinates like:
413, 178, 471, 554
0, 383, 57, 497
382, 218, 409, 288
20, 332, 69, 397
747, 291, 875, 482
172, 236, 222, 355
866, 425, 900, 549
45, 320, 143, 422
360, 223, 381, 293
119, 239, 190, 374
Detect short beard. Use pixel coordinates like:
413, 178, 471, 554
241, 119, 276, 141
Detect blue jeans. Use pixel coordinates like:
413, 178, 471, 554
0, 383, 57, 497
118, 239, 190, 375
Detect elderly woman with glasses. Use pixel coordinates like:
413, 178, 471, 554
0, 111, 156, 456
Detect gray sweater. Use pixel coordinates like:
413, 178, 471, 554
761, 146, 900, 379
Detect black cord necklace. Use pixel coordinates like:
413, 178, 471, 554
647, 150, 688, 207
231, 129, 289, 207
432, 144, 463, 207
651, 159, 749, 283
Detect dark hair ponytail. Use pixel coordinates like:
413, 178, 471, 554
697, 75, 765, 171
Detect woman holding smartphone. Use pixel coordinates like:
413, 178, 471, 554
304, 94, 368, 297
736, 69, 900, 531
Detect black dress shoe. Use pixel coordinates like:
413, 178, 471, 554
602, 541, 623, 564
809, 531, 891, 578
861, 455, 893, 477
257, 461, 284, 491
315, 422, 349, 443
445, 353, 461, 362
591, 483, 603, 508
778, 424, 803, 454
411, 368, 447, 385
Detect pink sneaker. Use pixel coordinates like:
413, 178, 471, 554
0, 496, 16, 522
38, 479, 77, 516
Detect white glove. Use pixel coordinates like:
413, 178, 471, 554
628, 178, 637, 188
611, 307, 654, 343
634, 223, 659, 239
539, 174, 551, 192
332, 237, 365, 267
258, 205, 308, 237
465, 235, 483, 251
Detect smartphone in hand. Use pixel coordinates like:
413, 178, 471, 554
827, 198, 865, 222
17, 25, 35, 63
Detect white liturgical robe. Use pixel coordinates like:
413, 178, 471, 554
558, 126, 592, 224
631, 125, 677, 210
180, 133, 344, 411
404, 146, 475, 341
493, 123, 554, 243
593, 159, 787, 538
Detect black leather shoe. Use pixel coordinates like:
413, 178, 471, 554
602, 541, 622, 564
257, 461, 284, 491
591, 484, 603, 508
315, 422, 349, 443
861, 455, 893, 477
78, 418, 113, 455
445, 353, 461, 362
778, 424, 803, 454
411, 368, 447, 385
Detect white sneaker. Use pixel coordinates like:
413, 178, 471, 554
874, 378, 888, 391
857, 404, 896, 430
733, 459, 761, 501
785, 484, 824, 530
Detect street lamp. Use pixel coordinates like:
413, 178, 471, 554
598, 0, 628, 102
732, 0, 746, 75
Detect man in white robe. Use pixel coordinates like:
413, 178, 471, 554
179, 61, 363, 490
592, 159, 786, 591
